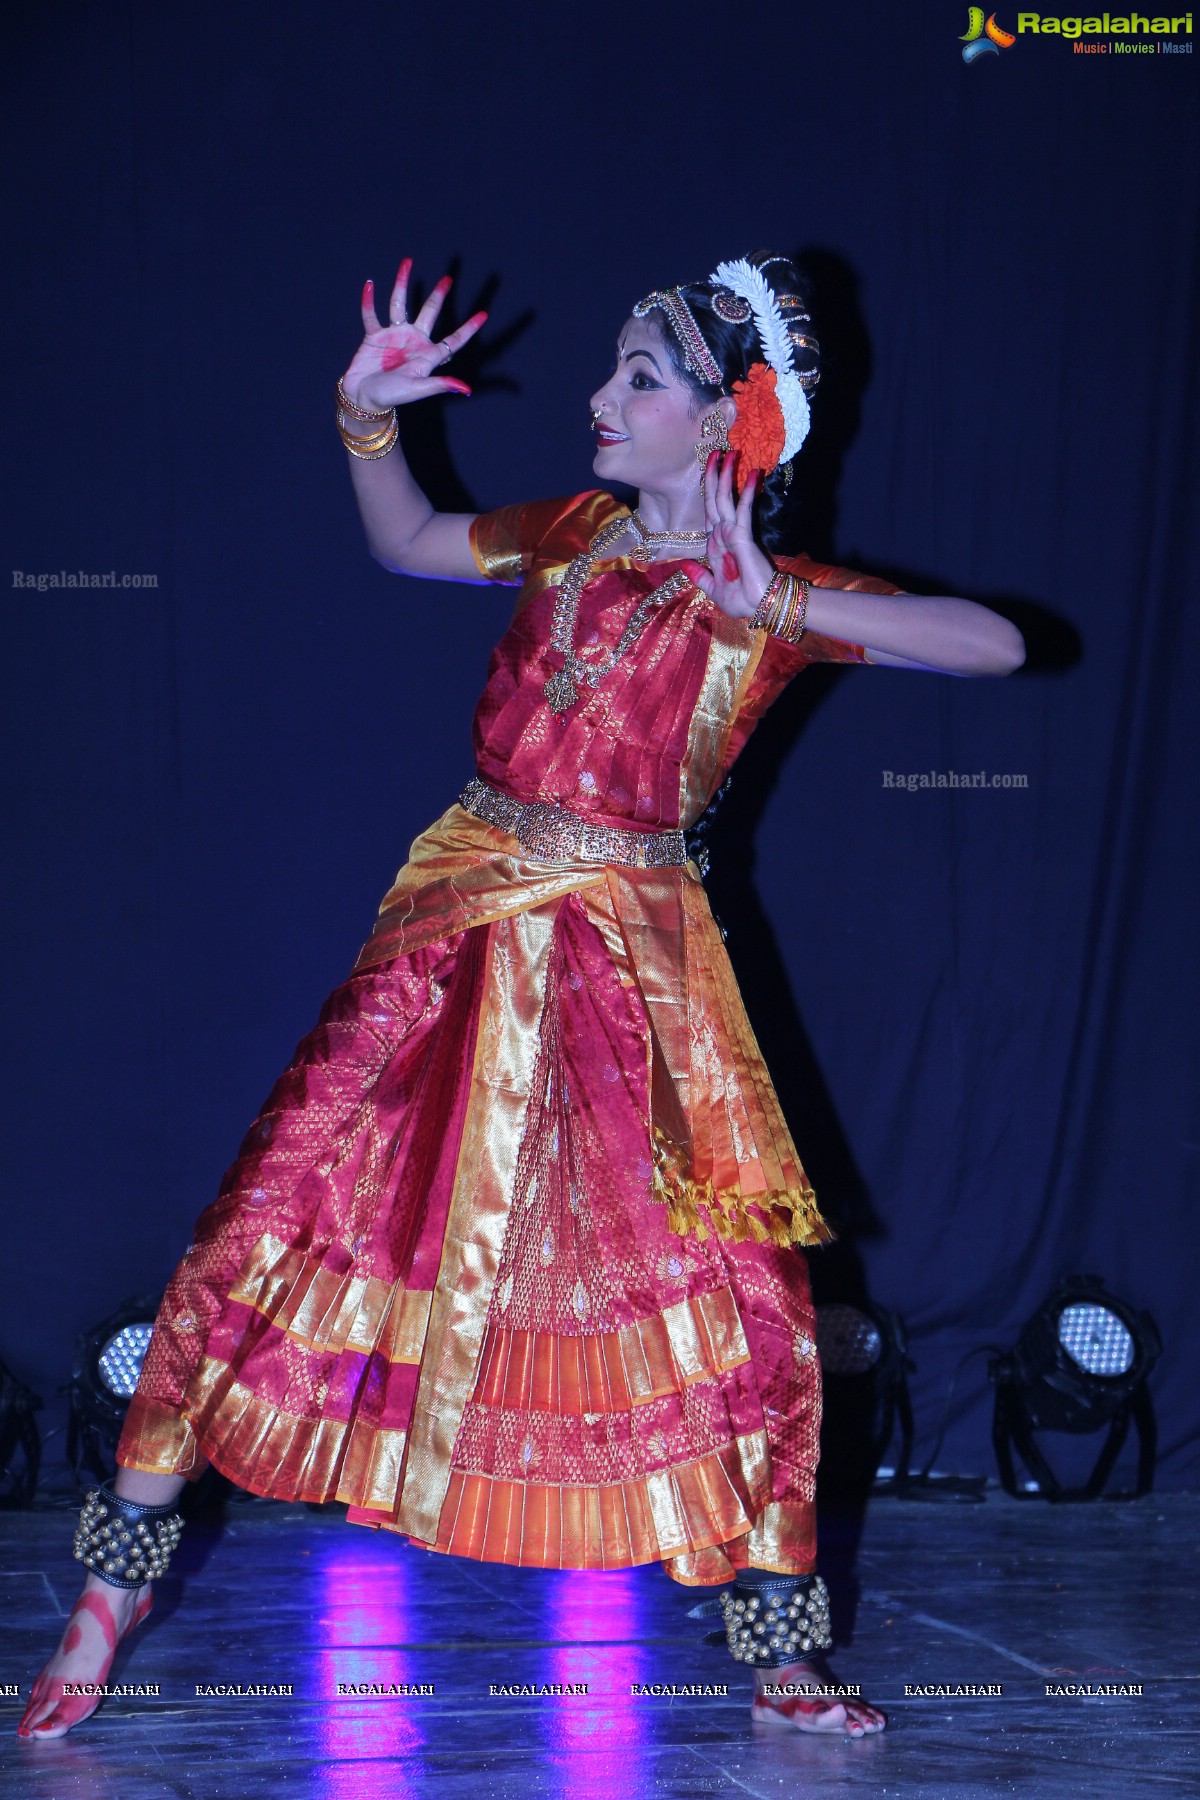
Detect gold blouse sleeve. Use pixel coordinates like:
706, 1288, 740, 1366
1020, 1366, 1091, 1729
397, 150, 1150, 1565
469, 491, 627, 590
469, 503, 531, 586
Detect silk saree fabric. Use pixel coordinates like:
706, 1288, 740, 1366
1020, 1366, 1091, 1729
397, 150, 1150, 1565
118, 492, 905, 1582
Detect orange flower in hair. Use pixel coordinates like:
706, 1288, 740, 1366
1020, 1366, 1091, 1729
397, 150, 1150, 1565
727, 363, 787, 475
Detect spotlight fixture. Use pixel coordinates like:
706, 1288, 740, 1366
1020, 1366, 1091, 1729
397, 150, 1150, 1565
815, 1300, 915, 1498
988, 1274, 1161, 1500
0, 1357, 43, 1508
68, 1295, 160, 1482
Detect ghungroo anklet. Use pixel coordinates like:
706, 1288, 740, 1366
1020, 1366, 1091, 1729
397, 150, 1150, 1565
689, 1570, 833, 1667
72, 1484, 185, 1589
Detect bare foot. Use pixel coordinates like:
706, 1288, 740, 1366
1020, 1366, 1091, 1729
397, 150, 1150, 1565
752, 1657, 886, 1737
18, 1578, 153, 1740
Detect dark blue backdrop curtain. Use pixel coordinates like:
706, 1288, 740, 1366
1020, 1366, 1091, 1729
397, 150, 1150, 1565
3, 2, 1197, 1486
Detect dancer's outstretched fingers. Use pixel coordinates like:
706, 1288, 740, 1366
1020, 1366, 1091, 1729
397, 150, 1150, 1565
388, 257, 413, 325
703, 449, 722, 531
390, 374, 472, 401
413, 273, 453, 337
436, 309, 489, 361
717, 448, 738, 515
734, 463, 759, 533
361, 278, 383, 336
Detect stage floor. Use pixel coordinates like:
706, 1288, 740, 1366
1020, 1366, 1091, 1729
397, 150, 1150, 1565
1, 1486, 1195, 1798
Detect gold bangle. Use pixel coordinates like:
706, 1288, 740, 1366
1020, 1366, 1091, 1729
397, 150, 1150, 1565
337, 409, 396, 449
751, 570, 786, 631
767, 576, 793, 638
753, 573, 812, 644
336, 378, 393, 422
341, 431, 398, 461
792, 577, 810, 640
775, 575, 800, 640
338, 429, 397, 457
338, 412, 399, 459
342, 432, 398, 461
336, 406, 396, 440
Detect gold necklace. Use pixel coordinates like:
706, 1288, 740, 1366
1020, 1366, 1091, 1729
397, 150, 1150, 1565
543, 513, 699, 715
628, 509, 708, 558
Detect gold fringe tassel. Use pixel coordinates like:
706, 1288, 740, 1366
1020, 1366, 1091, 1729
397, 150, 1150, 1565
651, 1126, 836, 1249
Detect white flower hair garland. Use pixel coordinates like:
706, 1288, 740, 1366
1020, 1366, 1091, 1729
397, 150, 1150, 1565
709, 258, 812, 462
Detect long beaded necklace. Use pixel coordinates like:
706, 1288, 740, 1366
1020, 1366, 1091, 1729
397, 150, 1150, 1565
543, 511, 708, 715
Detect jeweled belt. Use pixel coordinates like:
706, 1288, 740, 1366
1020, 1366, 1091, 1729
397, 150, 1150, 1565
459, 775, 688, 869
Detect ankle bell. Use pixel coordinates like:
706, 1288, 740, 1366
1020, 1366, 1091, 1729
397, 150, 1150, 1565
72, 1484, 185, 1590
718, 1572, 833, 1668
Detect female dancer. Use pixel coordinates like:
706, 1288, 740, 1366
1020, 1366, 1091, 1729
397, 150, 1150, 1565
21, 252, 1024, 1742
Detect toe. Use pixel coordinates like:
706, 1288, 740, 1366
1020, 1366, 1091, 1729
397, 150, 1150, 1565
18, 1680, 56, 1738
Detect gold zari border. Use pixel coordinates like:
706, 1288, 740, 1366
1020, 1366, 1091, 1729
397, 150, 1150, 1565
120, 1373, 410, 1511
393, 906, 559, 1543
228, 1234, 432, 1364
472, 1290, 750, 1415
413, 1427, 773, 1568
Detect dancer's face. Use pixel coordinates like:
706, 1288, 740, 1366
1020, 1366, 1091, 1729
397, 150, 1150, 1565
588, 317, 711, 490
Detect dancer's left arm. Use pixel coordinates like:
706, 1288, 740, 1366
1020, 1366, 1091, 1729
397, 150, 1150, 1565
685, 454, 1025, 677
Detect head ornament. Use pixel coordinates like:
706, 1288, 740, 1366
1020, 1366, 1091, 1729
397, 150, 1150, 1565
709, 258, 813, 467
631, 289, 724, 388
711, 290, 752, 325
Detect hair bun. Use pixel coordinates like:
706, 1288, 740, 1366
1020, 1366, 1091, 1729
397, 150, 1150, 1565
746, 251, 820, 393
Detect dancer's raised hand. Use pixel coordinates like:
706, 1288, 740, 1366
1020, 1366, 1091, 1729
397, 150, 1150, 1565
340, 258, 487, 412
682, 451, 775, 621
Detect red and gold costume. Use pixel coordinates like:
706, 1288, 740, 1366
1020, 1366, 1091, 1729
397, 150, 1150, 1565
117, 491, 903, 1585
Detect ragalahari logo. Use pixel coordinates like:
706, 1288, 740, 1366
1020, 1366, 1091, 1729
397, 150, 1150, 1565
961, 7, 1018, 57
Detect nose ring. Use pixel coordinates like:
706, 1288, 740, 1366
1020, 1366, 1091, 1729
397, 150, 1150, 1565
591, 406, 605, 420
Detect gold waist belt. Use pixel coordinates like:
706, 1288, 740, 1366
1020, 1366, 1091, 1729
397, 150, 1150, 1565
459, 775, 688, 869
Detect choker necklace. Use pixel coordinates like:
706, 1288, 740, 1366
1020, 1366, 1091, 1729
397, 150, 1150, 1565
543, 512, 704, 715
628, 510, 709, 557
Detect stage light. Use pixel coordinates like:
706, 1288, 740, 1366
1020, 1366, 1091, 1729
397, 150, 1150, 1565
817, 1303, 886, 1376
988, 1274, 1161, 1500
68, 1295, 160, 1482
0, 1357, 43, 1508
815, 1300, 915, 1498
1056, 1302, 1134, 1377
96, 1322, 155, 1399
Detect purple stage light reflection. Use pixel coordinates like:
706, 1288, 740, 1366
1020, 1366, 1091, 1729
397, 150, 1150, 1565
538, 1568, 653, 1775
310, 1539, 430, 1796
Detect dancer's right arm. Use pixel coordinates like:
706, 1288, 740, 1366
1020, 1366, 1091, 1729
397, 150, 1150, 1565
339, 259, 488, 582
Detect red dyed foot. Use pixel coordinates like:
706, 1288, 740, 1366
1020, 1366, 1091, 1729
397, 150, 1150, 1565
752, 1690, 887, 1735
753, 1659, 886, 1737
17, 1582, 153, 1740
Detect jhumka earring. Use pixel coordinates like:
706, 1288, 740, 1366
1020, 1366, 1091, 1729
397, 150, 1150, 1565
695, 409, 730, 475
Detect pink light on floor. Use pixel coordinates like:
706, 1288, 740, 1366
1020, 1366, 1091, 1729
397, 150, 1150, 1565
310, 1539, 430, 1796
536, 1567, 654, 1777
